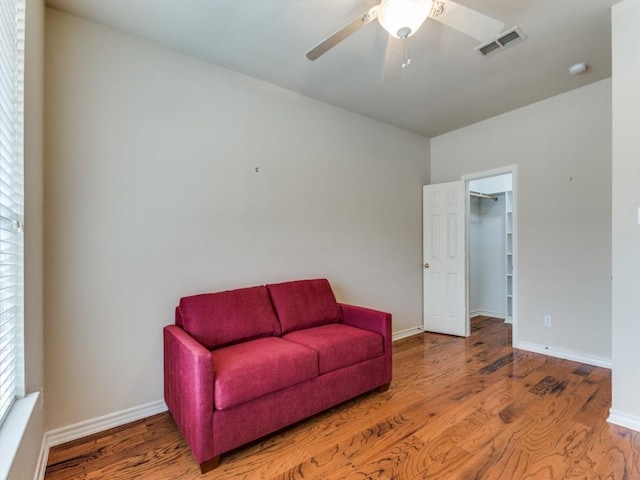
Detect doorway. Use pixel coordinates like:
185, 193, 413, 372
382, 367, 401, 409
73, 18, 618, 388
464, 165, 517, 341
423, 165, 518, 342
468, 173, 513, 323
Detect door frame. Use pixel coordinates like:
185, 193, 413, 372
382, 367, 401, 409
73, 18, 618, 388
462, 165, 518, 345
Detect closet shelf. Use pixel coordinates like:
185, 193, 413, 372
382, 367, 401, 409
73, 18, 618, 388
506, 191, 513, 319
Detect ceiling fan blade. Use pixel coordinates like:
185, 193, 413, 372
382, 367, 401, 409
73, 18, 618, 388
431, 0, 504, 43
382, 36, 404, 82
306, 6, 379, 60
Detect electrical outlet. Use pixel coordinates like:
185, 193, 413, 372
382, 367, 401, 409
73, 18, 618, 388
544, 315, 552, 327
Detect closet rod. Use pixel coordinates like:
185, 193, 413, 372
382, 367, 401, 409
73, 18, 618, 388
470, 191, 498, 201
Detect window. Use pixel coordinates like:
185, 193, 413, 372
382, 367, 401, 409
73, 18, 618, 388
0, 0, 25, 428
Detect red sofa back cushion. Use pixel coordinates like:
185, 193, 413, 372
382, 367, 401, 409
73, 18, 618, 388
267, 279, 343, 334
177, 286, 281, 349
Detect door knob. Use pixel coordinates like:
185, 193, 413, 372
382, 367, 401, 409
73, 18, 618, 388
424, 262, 430, 269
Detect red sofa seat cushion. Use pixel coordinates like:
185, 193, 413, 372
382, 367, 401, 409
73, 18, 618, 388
178, 286, 280, 350
211, 337, 318, 410
267, 279, 343, 334
283, 324, 384, 374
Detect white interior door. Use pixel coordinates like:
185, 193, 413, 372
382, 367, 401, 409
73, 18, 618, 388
423, 181, 468, 336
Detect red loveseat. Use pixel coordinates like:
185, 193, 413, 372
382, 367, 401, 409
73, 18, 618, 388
163, 278, 392, 472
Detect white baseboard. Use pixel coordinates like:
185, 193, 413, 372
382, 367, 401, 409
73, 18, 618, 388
608, 409, 640, 432
470, 310, 506, 319
471, 311, 510, 324
45, 399, 167, 448
393, 326, 423, 341
514, 341, 612, 369
34, 435, 49, 480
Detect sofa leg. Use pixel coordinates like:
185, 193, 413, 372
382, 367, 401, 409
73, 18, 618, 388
377, 383, 391, 393
200, 456, 220, 474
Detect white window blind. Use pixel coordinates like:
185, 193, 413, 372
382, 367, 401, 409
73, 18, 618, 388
0, 0, 25, 428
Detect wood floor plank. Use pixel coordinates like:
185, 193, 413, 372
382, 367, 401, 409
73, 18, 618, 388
45, 317, 640, 479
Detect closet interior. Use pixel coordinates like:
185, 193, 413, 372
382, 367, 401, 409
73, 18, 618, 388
469, 173, 513, 322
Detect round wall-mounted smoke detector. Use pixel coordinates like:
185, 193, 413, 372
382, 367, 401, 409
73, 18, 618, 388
568, 62, 588, 75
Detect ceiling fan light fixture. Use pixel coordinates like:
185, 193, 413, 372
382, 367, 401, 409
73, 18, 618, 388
377, 0, 434, 39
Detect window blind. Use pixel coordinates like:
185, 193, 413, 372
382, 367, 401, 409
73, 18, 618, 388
0, 0, 25, 428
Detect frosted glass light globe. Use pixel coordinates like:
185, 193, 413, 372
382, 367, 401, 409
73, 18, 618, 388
377, 0, 434, 38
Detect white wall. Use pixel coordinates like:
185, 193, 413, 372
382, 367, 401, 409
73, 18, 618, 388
469, 174, 512, 196
610, 0, 640, 431
44, 9, 430, 431
8, 0, 46, 478
431, 79, 612, 365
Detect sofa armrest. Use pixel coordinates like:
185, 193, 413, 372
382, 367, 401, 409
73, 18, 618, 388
164, 325, 214, 463
339, 303, 392, 384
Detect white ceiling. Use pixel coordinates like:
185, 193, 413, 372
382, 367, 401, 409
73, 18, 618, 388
45, 0, 619, 138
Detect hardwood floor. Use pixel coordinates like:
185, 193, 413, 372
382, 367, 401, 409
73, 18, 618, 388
45, 317, 640, 479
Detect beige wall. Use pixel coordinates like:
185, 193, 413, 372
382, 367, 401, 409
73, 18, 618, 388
610, 0, 640, 430
44, 9, 430, 431
9, 0, 46, 478
431, 79, 612, 364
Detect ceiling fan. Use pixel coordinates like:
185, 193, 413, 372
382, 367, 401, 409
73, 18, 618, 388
306, 0, 505, 81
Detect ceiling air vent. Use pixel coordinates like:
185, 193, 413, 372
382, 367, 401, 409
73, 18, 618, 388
478, 41, 501, 56
475, 26, 527, 58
